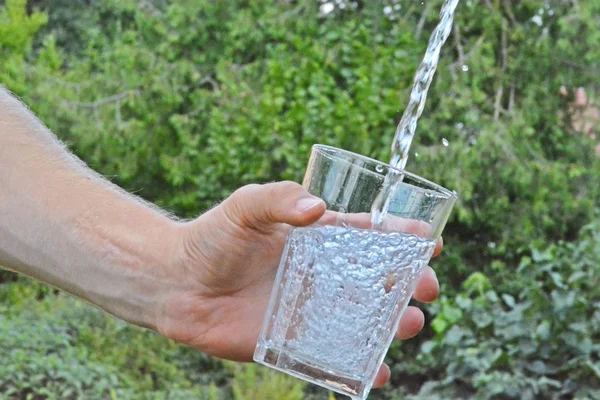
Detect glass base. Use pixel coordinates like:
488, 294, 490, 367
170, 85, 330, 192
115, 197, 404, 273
253, 340, 371, 400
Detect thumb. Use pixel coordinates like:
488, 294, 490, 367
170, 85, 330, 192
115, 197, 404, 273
221, 181, 326, 231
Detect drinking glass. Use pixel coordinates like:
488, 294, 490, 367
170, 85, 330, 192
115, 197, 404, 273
254, 145, 457, 400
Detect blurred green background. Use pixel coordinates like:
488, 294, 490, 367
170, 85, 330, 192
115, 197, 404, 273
1, 0, 599, 398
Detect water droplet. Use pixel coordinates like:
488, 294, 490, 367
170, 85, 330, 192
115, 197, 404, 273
468, 136, 477, 146
456, 122, 465, 130
375, 164, 384, 173
414, 152, 419, 157
532, 15, 543, 26
461, 64, 469, 72
488, 242, 497, 249
442, 138, 449, 147
383, 5, 392, 15
548, 9, 554, 16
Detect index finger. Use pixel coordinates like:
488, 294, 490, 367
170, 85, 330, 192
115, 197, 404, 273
316, 211, 444, 258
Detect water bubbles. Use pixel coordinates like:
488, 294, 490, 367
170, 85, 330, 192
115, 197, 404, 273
442, 138, 449, 147
375, 164, 385, 173
461, 64, 469, 72
280, 226, 436, 375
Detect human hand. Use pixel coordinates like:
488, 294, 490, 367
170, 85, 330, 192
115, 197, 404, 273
156, 181, 442, 388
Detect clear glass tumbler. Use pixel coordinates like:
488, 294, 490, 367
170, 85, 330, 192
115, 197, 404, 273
253, 145, 457, 400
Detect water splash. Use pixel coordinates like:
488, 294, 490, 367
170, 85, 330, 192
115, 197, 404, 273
371, 0, 460, 228
389, 0, 460, 171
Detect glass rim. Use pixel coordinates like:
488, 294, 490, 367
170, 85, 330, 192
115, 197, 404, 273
312, 144, 458, 200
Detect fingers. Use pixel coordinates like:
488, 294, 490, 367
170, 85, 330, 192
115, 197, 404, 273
395, 306, 425, 340
383, 216, 432, 238
412, 266, 439, 303
318, 212, 442, 241
432, 236, 443, 258
372, 363, 391, 389
370, 307, 430, 390
372, 307, 430, 389
222, 181, 326, 231
317, 211, 371, 228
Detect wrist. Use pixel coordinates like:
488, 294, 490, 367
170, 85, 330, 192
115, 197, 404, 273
68, 203, 183, 332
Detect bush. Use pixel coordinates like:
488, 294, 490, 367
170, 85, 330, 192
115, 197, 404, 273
229, 363, 307, 400
387, 217, 600, 399
0, 291, 229, 399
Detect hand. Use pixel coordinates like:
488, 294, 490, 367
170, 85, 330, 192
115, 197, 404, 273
156, 181, 442, 388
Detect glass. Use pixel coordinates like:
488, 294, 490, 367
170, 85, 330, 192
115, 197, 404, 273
254, 145, 457, 400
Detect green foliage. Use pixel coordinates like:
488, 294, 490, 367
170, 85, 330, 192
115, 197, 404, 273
0, 0, 46, 53
229, 363, 307, 400
390, 218, 600, 399
1, 0, 600, 398
0, 291, 228, 399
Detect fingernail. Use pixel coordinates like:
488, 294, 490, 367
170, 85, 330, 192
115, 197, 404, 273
296, 197, 323, 212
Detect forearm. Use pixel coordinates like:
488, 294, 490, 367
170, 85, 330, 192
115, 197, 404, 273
0, 87, 179, 329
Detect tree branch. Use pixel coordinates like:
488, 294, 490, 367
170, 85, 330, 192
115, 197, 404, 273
502, 0, 517, 25
68, 90, 140, 109
199, 77, 221, 93
454, 23, 465, 66
139, 0, 164, 19
448, 35, 485, 70
494, 22, 508, 121
494, 86, 504, 121
415, 2, 434, 41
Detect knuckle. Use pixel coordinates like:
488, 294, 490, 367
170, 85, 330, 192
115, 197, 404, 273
232, 183, 261, 200
274, 180, 305, 197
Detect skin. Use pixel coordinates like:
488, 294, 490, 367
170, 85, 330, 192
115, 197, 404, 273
0, 86, 441, 389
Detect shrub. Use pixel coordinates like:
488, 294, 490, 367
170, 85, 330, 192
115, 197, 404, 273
387, 217, 600, 399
